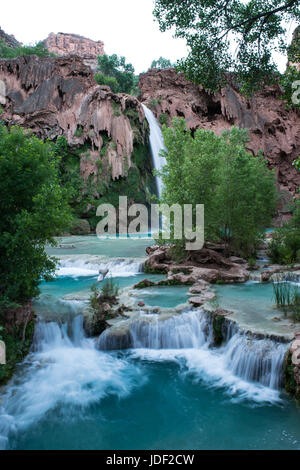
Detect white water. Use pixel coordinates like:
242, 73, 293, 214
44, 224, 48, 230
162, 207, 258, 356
142, 104, 167, 198
56, 256, 144, 278
99, 309, 288, 402
0, 316, 143, 450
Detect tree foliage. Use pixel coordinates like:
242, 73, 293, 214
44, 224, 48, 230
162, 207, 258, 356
0, 40, 51, 59
159, 118, 277, 256
0, 125, 71, 305
153, 0, 300, 94
151, 57, 173, 69
96, 54, 137, 94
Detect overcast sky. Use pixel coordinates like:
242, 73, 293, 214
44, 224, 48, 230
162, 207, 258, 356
1, 0, 296, 74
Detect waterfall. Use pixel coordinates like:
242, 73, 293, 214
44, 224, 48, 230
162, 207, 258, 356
142, 104, 167, 198
0, 315, 142, 450
98, 309, 288, 391
56, 256, 144, 278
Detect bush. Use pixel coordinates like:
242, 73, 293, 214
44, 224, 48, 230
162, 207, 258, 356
159, 113, 169, 126
268, 200, 300, 265
94, 73, 120, 93
281, 66, 300, 110
96, 54, 137, 94
0, 40, 51, 59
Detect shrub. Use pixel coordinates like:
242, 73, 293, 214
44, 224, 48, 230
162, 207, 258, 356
94, 72, 120, 94
0, 40, 51, 59
159, 113, 168, 126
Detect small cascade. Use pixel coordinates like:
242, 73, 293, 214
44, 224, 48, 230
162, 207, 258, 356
130, 310, 212, 349
221, 333, 287, 390
32, 315, 88, 351
142, 104, 167, 198
98, 309, 288, 391
57, 256, 144, 278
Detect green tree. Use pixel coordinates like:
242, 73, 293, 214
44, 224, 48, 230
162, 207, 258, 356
0, 125, 71, 306
94, 73, 120, 93
96, 54, 137, 94
0, 40, 51, 59
153, 0, 300, 94
151, 57, 173, 69
159, 118, 277, 256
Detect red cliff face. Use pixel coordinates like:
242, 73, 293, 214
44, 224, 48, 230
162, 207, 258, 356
139, 69, 300, 196
44, 32, 106, 71
0, 55, 147, 181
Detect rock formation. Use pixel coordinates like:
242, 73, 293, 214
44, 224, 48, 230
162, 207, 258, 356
142, 244, 250, 284
0, 27, 22, 48
44, 32, 105, 70
139, 69, 300, 196
0, 55, 148, 181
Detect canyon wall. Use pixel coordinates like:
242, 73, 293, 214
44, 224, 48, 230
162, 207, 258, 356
43, 32, 105, 70
139, 69, 300, 198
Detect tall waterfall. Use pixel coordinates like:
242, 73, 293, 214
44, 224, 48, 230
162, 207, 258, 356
142, 104, 167, 198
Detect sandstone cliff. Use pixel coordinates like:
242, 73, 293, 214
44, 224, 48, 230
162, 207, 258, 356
44, 32, 105, 71
0, 55, 154, 227
139, 69, 300, 196
0, 27, 22, 48
0, 55, 148, 180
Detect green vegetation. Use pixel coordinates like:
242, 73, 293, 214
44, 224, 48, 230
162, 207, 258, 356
159, 113, 169, 126
272, 275, 300, 321
149, 98, 158, 110
0, 319, 35, 385
0, 40, 51, 59
0, 125, 71, 307
151, 57, 173, 69
159, 118, 277, 257
53, 135, 155, 231
212, 313, 225, 346
153, 0, 300, 95
94, 73, 120, 93
96, 54, 138, 95
281, 66, 300, 109
268, 199, 300, 264
89, 279, 119, 336
284, 351, 300, 401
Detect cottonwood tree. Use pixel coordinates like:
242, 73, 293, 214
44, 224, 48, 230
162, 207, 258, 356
153, 0, 300, 93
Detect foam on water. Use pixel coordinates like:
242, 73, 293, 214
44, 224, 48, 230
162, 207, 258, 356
0, 316, 143, 450
56, 256, 144, 278
119, 310, 288, 404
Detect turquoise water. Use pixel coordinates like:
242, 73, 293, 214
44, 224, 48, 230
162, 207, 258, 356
135, 285, 190, 308
47, 235, 153, 258
1, 236, 300, 451
2, 348, 300, 451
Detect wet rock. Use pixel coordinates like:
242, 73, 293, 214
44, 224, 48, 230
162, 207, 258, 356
188, 291, 216, 306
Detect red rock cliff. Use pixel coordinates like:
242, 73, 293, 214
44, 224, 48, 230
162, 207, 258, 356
0, 55, 148, 181
44, 32, 105, 71
139, 68, 300, 196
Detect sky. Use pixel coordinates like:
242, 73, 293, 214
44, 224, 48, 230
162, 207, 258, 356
1, 0, 296, 74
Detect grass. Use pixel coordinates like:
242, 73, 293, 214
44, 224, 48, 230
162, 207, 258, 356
272, 274, 300, 321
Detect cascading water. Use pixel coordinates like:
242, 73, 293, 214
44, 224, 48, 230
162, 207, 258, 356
142, 104, 167, 198
57, 256, 144, 278
98, 309, 288, 393
0, 315, 143, 450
